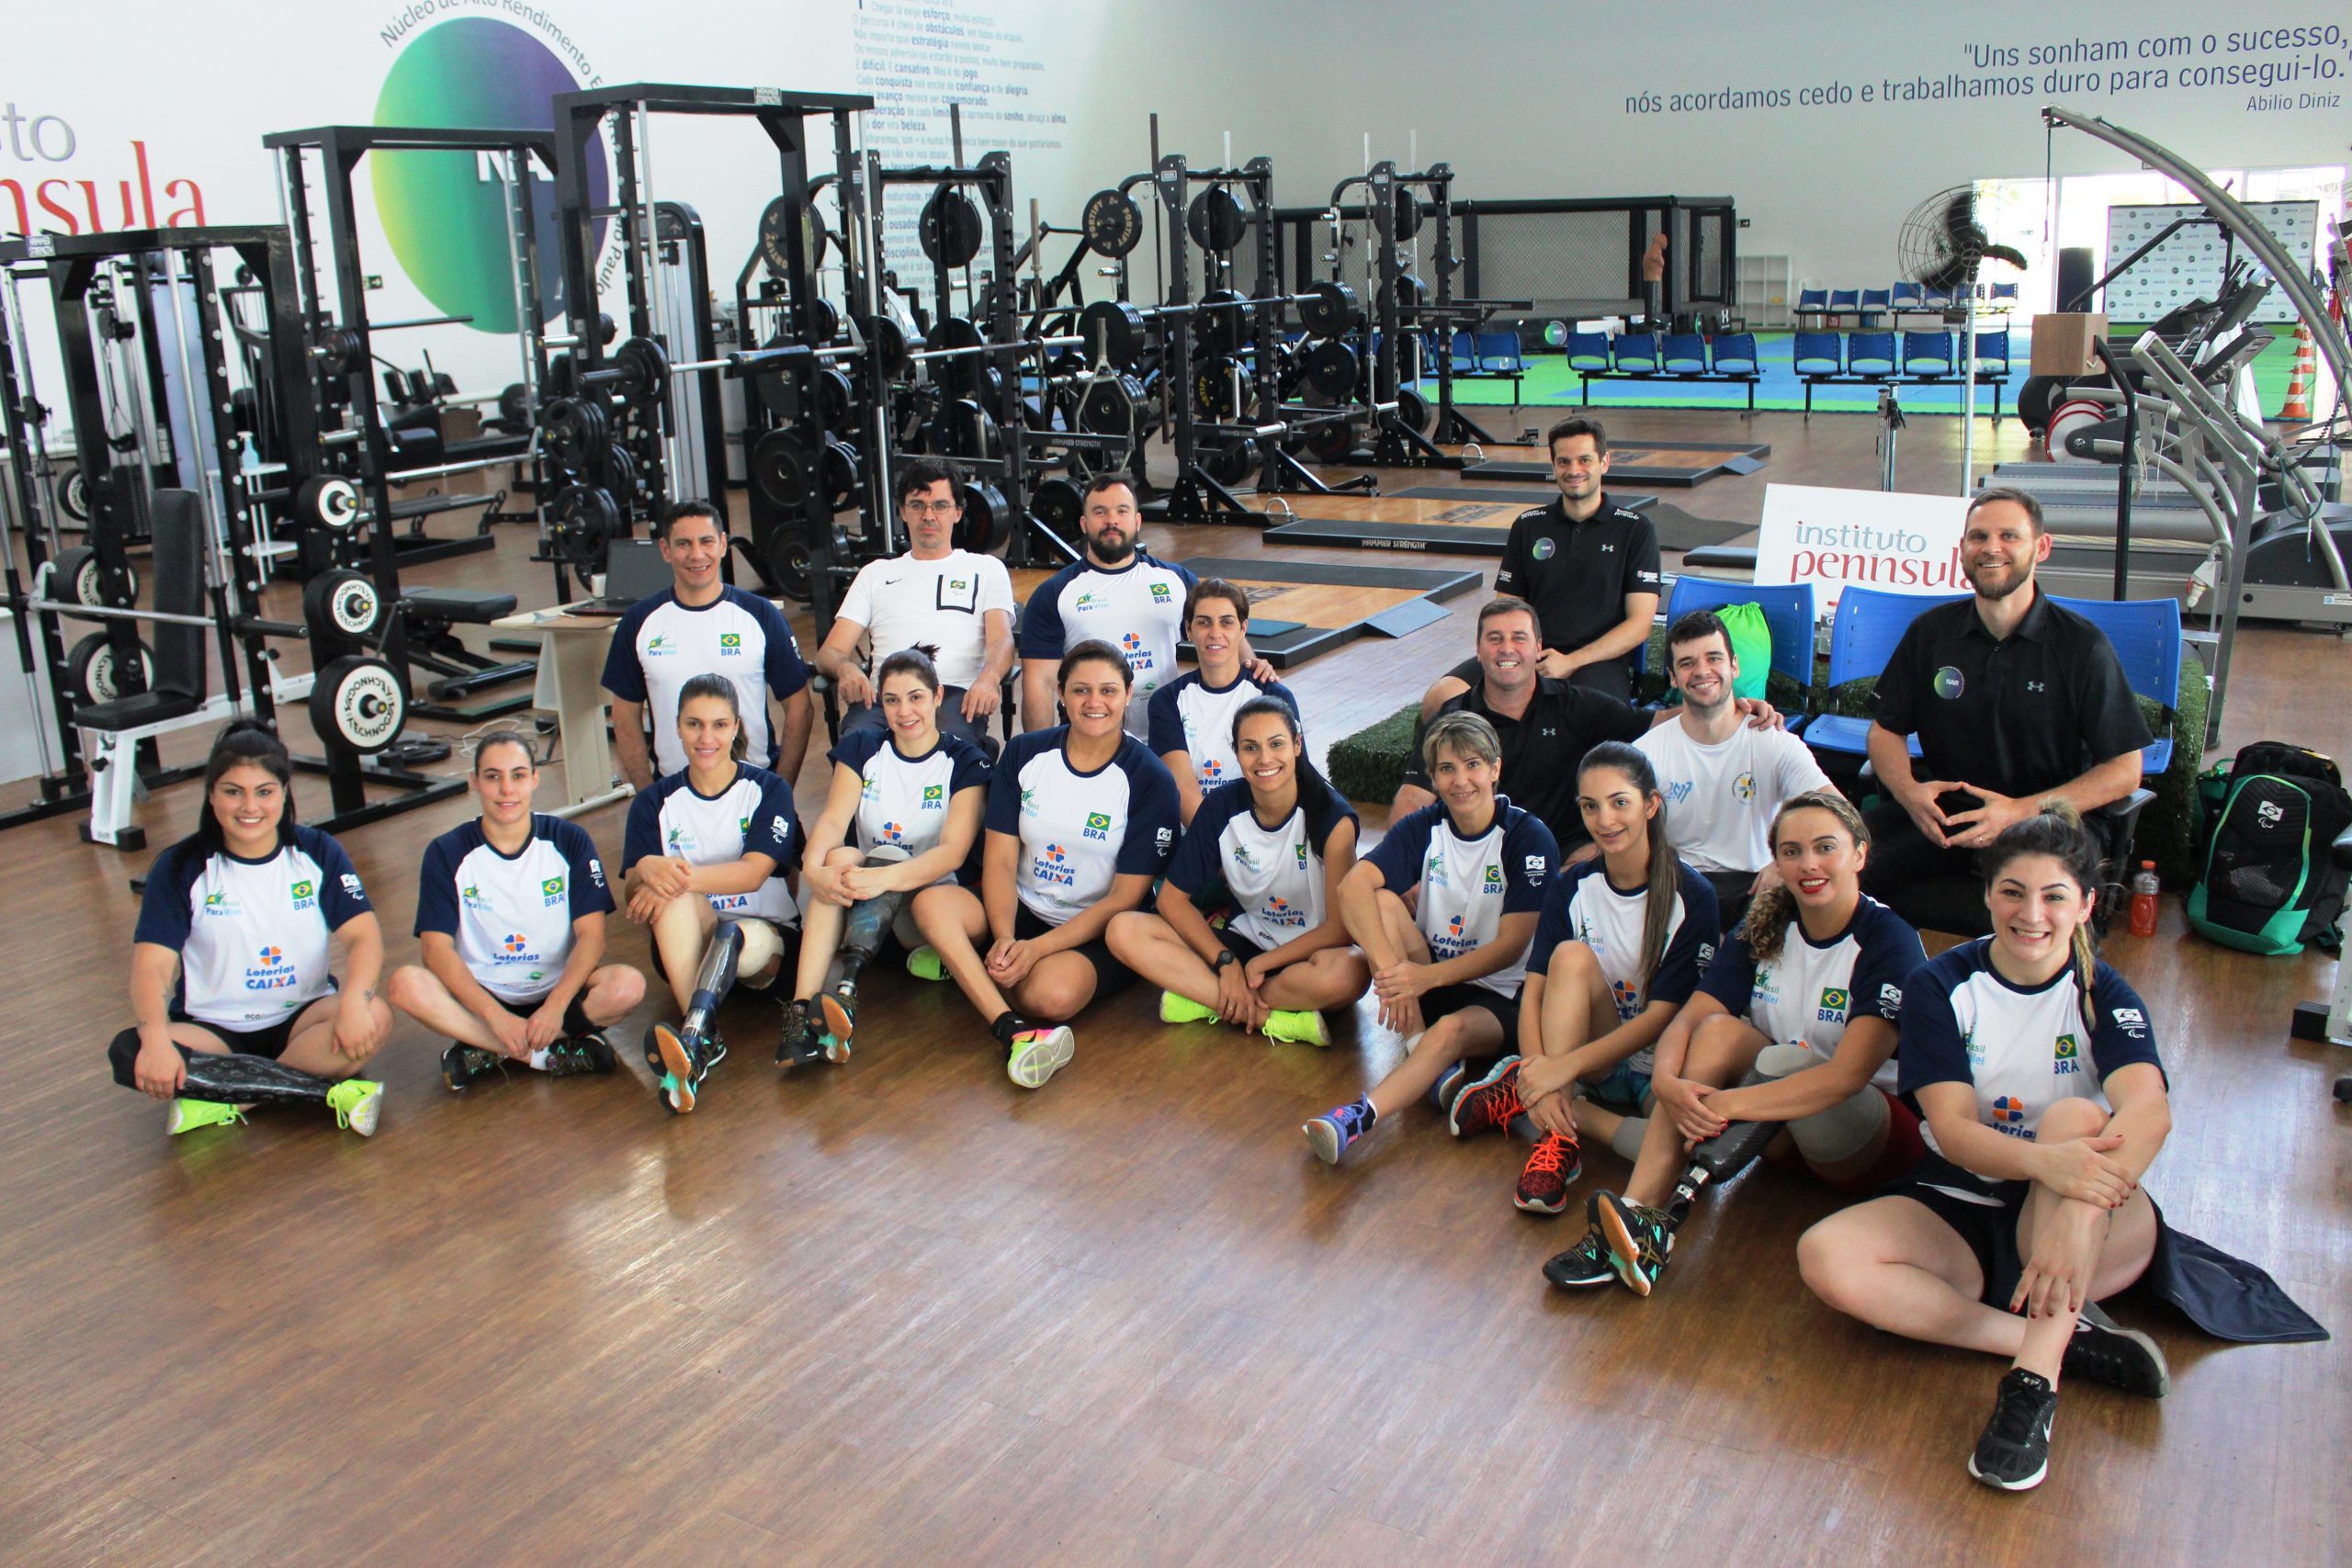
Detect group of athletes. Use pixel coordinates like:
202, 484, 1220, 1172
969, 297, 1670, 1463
109, 419, 2245, 1494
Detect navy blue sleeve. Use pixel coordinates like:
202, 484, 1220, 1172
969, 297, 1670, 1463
305, 829, 372, 926
827, 724, 888, 774
1167, 558, 1199, 591
985, 734, 1041, 837
1647, 865, 1717, 1004
1016, 570, 1069, 658
1313, 777, 1361, 861
622, 784, 665, 871
1696, 928, 1759, 1013
1525, 871, 1577, 977
1849, 904, 1928, 1024
599, 600, 654, 702
755, 594, 808, 698
2086, 963, 2166, 1088
1167, 785, 1239, 896
1147, 681, 1185, 759
1114, 749, 1182, 877
556, 819, 616, 917
1896, 956, 1973, 1097
133, 842, 198, 949
745, 773, 800, 866
413, 835, 460, 937
1499, 810, 1559, 916
947, 737, 992, 795
1364, 805, 1439, 890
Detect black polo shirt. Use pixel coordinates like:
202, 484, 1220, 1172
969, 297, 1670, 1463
1870, 591, 2154, 799
1400, 675, 1654, 851
1492, 494, 1662, 699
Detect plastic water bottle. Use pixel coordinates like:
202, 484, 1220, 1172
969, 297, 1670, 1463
2128, 861, 2160, 938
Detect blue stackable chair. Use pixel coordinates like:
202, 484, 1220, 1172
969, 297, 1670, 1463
1826, 288, 1861, 327
1859, 288, 1892, 329
1660, 575, 1818, 704
1972, 329, 2011, 376
1563, 331, 1611, 371
2050, 595, 2183, 777
1803, 587, 1971, 758
1889, 281, 1926, 316
1710, 333, 1761, 374
1793, 287, 1831, 325
1847, 331, 1897, 377
1792, 332, 1845, 375
1661, 333, 1709, 374
1901, 330, 1956, 378
1476, 330, 1528, 377
1611, 334, 1659, 373
1449, 328, 1479, 374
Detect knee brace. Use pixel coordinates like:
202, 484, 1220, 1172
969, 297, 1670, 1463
732, 918, 784, 979
107, 1026, 142, 1088
684, 921, 747, 1040
1787, 1082, 1892, 1168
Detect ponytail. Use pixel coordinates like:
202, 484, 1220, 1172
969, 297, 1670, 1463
1982, 800, 2106, 1033
1579, 741, 1673, 1002
1231, 694, 1337, 849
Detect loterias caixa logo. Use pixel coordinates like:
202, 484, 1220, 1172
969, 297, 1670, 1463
374, 6, 614, 333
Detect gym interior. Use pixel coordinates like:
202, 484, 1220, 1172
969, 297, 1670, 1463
3, 1, 2347, 1561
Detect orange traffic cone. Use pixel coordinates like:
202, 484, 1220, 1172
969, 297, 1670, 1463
2280, 321, 2312, 423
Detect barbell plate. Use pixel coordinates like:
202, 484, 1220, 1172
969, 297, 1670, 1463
1194, 289, 1248, 360
302, 568, 385, 644
1076, 374, 1142, 437
611, 336, 670, 410
1306, 422, 1356, 463
868, 315, 913, 380
1077, 299, 1145, 372
548, 484, 620, 569
1080, 189, 1143, 258
311, 654, 408, 756
758, 196, 826, 277
1393, 186, 1423, 241
1201, 438, 1258, 486
933, 398, 1001, 460
539, 396, 609, 467
1396, 385, 1433, 435
64, 631, 153, 707
295, 474, 362, 532
603, 443, 639, 499
58, 467, 91, 523
1297, 279, 1359, 338
1186, 186, 1248, 254
804, 297, 841, 344
820, 441, 861, 511
1191, 355, 1254, 423
750, 430, 810, 509
769, 532, 814, 603
1029, 476, 1084, 537
926, 316, 986, 398
1305, 340, 1361, 400
815, 367, 854, 429
958, 481, 1011, 554
919, 185, 986, 268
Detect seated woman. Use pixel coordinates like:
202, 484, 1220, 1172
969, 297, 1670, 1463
389, 729, 646, 1092
1447, 741, 1715, 1216
107, 720, 392, 1137
1797, 807, 2173, 1493
910, 637, 1179, 1089
1147, 577, 1299, 825
1555, 790, 1926, 1295
621, 674, 803, 1115
1303, 711, 1556, 1164
783, 648, 989, 1067
1108, 695, 1369, 1045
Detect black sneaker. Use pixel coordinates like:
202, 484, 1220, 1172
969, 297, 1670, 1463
441, 1043, 505, 1092
1593, 1190, 1675, 1297
1967, 1368, 2057, 1492
2062, 1303, 2170, 1397
1542, 1228, 1618, 1289
818, 987, 857, 1064
544, 1032, 616, 1077
777, 1000, 825, 1068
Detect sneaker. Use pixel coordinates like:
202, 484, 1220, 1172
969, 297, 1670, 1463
818, 988, 857, 1064
1006, 1024, 1076, 1089
1593, 1190, 1674, 1296
1263, 1009, 1329, 1047
544, 1032, 616, 1077
1159, 989, 1219, 1024
776, 1000, 825, 1069
1542, 1229, 1617, 1289
326, 1079, 384, 1137
1967, 1368, 2058, 1492
650, 1022, 698, 1114
441, 1042, 506, 1092
1448, 1056, 1524, 1139
1430, 1061, 1469, 1114
164, 1099, 246, 1136
1304, 1101, 1374, 1166
2062, 1303, 2170, 1398
1514, 1132, 1582, 1214
906, 945, 947, 981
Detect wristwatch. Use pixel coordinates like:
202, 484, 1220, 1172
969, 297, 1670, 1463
1215, 950, 1238, 970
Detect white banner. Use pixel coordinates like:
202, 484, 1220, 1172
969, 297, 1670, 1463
1752, 483, 1972, 610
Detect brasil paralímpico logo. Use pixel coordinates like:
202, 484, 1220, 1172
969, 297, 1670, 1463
373, 17, 611, 333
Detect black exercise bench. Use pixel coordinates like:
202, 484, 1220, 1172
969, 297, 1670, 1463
401, 586, 535, 722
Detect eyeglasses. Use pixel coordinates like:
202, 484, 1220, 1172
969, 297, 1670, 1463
905, 501, 961, 516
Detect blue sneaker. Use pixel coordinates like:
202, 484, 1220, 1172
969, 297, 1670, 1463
1430, 1061, 1470, 1113
1304, 1101, 1374, 1165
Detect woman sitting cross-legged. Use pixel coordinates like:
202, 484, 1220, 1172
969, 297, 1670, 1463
107, 720, 393, 1138
1446, 741, 1717, 1218
390, 729, 647, 1092
1796, 806, 2175, 1494
908, 638, 1180, 1089
1108, 695, 1370, 1045
782, 647, 989, 1067
1302, 711, 1557, 1164
621, 675, 803, 1115
1553, 789, 1926, 1296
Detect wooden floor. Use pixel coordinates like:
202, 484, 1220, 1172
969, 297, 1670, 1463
6, 406, 2348, 1566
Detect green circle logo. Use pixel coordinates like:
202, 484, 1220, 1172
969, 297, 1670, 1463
373, 18, 610, 333
1532, 536, 1556, 560
1932, 665, 1965, 699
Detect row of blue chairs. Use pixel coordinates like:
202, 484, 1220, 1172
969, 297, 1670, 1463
1791, 329, 2013, 418
1559, 330, 1764, 410
1795, 281, 2021, 327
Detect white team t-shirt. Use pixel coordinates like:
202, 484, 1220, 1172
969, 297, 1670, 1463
834, 548, 1015, 691
1017, 553, 1198, 737
413, 816, 615, 1002
1635, 717, 1831, 874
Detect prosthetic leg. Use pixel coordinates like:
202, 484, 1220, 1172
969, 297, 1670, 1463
815, 847, 912, 1066
1661, 1052, 1795, 1224
648, 921, 743, 1115
177, 1051, 381, 1136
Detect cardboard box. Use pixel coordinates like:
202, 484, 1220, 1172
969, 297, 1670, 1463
2030, 312, 2108, 377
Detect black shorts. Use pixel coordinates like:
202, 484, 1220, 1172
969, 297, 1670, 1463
1013, 904, 1136, 1000
109, 1004, 311, 1086
1420, 979, 1520, 1043
1882, 1147, 2031, 1309
507, 989, 600, 1038
1216, 926, 1269, 964
649, 919, 795, 997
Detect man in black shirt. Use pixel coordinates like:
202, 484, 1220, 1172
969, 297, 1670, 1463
1860, 487, 2154, 925
1420, 415, 1661, 716
1395, 597, 1779, 857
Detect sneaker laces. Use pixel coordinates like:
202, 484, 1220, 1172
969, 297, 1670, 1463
1984, 1373, 2052, 1446
1523, 1133, 1575, 1178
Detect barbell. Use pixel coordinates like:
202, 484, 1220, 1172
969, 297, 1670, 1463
1075, 280, 1363, 372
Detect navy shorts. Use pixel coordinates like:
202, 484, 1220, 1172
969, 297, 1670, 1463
1013, 904, 1136, 1000
1883, 1147, 2032, 1308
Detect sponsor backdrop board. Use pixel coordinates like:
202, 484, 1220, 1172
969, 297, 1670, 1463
1752, 483, 1971, 611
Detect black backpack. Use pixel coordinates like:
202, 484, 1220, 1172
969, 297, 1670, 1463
2188, 742, 2352, 956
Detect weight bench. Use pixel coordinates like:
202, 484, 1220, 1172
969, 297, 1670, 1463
384, 491, 499, 566
401, 586, 535, 722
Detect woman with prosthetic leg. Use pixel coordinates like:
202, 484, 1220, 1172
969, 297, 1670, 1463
107, 721, 393, 1138
1555, 791, 1927, 1294
784, 648, 989, 1067
621, 676, 803, 1113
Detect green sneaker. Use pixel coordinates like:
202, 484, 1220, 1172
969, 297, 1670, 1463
1263, 1009, 1329, 1047
1005, 1024, 1076, 1089
1159, 989, 1219, 1024
325, 1079, 384, 1137
906, 945, 947, 982
164, 1099, 246, 1136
